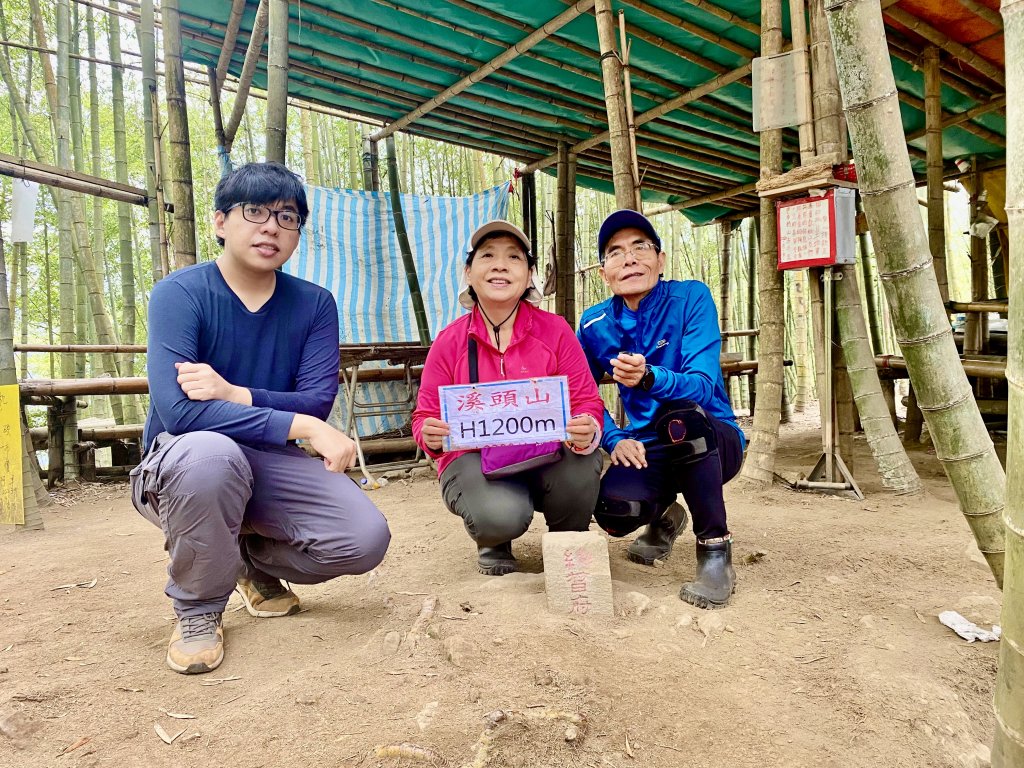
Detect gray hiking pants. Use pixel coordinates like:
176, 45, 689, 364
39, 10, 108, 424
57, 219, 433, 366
130, 431, 391, 618
440, 450, 602, 547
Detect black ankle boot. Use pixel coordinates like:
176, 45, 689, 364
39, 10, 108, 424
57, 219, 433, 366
477, 541, 516, 576
679, 535, 735, 609
626, 502, 689, 565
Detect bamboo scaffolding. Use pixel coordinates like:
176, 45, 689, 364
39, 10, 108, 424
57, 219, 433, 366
899, 90, 1006, 150
440, 0, 768, 140
180, 15, 770, 192
904, 95, 1007, 145
370, 1, 595, 142
616, 0, 756, 59
291, 3, 623, 128
370, 0, 746, 120
887, 32, 1003, 105
521, 63, 752, 173
883, 6, 1004, 87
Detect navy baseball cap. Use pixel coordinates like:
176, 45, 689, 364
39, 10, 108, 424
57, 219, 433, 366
598, 209, 662, 261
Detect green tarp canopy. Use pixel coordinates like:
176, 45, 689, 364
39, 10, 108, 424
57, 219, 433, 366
178, 0, 1006, 224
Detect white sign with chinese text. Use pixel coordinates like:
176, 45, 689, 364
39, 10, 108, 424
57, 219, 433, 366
439, 376, 570, 451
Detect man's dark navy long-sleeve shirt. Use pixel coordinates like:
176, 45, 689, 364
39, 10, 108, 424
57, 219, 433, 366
143, 262, 340, 451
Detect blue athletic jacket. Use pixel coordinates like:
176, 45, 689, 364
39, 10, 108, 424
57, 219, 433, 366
577, 278, 744, 452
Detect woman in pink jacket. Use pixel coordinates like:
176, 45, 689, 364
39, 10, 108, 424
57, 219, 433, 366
413, 220, 604, 576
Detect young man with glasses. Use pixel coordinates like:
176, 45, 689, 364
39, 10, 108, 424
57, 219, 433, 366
131, 162, 390, 673
577, 210, 745, 609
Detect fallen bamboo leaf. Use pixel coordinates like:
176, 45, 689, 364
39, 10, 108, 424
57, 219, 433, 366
115, 686, 143, 693
51, 579, 97, 591
2, 644, 13, 652
625, 730, 634, 758
57, 736, 91, 756
198, 675, 241, 686
159, 708, 196, 719
64, 656, 86, 662
154, 723, 186, 744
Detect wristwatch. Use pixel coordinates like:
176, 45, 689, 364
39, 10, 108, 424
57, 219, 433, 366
639, 365, 655, 392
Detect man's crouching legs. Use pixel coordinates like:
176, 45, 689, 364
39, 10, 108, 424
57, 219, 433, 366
130, 431, 255, 674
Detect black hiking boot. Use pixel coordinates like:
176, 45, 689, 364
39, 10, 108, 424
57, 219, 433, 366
679, 535, 735, 609
477, 541, 517, 576
626, 502, 689, 565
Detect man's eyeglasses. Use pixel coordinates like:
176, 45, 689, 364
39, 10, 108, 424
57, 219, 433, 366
603, 240, 657, 265
226, 203, 304, 231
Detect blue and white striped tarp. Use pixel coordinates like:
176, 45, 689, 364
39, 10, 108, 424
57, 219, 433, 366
284, 183, 510, 435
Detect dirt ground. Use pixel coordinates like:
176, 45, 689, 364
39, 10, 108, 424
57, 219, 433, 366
0, 411, 1003, 768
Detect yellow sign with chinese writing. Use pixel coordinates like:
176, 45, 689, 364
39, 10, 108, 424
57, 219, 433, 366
0, 384, 24, 525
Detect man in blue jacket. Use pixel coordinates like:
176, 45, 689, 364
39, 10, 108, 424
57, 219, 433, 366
131, 162, 390, 673
578, 210, 745, 609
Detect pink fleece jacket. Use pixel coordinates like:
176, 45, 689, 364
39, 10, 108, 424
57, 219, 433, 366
413, 302, 605, 477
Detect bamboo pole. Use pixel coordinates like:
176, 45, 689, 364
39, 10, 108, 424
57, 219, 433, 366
161, 0, 196, 270
595, 0, 639, 210
385, 135, 430, 346
222, 0, 269, 152
995, 0, 1023, 762
566, 150, 577, 324
720, 222, 733, 336
741, 0, 786, 485
555, 142, 569, 322
0, 233, 42, 528
0, 153, 148, 207
139, 0, 163, 283
644, 184, 760, 216
618, 10, 642, 210
874, 356, 1007, 379
789, 0, 817, 162
265, 0, 289, 163
949, 301, 1009, 313
827, 0, 1006, 583
370, 1, 595, 142
924, 47, 949, 305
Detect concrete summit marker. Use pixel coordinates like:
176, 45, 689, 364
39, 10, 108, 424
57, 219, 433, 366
541, 531, 613, 616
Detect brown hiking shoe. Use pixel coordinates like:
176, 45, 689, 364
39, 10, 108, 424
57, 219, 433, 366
166, 613, 224, 675
235, 577, 301, 618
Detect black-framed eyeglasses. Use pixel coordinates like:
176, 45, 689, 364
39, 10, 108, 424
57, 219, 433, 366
225, 202, 304, 231
603, 240, 657, 266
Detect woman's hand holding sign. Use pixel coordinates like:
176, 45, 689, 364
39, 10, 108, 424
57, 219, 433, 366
420, 417, 451, 452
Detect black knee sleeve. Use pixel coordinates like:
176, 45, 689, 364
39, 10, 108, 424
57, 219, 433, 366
595, 497, 671, 537
654, 400, 718, 465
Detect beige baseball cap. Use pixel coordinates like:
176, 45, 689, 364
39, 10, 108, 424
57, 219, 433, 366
458, 219, 544, 309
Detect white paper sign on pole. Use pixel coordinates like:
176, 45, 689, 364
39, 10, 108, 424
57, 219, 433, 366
439, 376, 570, 451
10, 179, 39, 243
